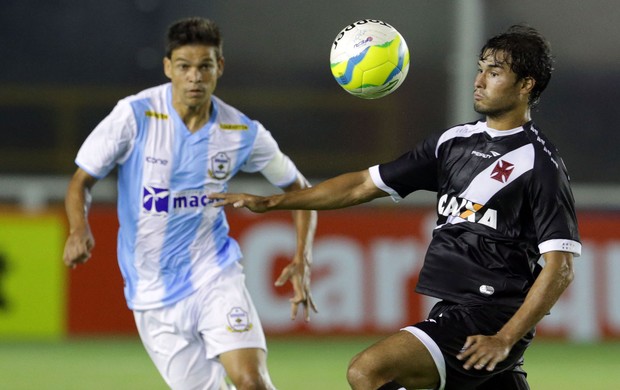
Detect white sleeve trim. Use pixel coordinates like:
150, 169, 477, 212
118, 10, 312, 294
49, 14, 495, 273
368, 165, 402, 202
538, 239, 582, 257
260, 151, 299, 188
75, 161, 106, 180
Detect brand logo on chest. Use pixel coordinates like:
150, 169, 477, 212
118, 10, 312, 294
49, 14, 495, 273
471, 150, 501, 159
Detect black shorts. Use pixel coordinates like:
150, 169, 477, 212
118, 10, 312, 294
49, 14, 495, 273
410, 301, 534, 390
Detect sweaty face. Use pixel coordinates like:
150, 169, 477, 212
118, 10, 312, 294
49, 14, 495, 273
164, 44, 224, 110
473, 50, 524, 118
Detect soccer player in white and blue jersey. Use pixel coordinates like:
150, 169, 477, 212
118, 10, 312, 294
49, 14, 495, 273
63, 17, 317, 390
212, 26, 580, 390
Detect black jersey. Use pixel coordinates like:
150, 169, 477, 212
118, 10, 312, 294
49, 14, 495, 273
370, 121, 581, 308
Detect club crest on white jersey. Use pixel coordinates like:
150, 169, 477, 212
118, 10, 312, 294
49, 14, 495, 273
209, 152, 231, 180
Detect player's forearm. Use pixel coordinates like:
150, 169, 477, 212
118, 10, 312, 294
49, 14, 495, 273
267, 170, 382, 211
496, 251, 574, 346
292, 209, 317, 263
282, 175, 318, 261
66, 187, 89, 233
65, 170, 95, 232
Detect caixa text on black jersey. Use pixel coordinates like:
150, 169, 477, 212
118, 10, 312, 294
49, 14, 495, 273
437, 194, 497, 229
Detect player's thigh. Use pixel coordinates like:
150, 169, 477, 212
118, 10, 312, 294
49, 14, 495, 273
134, 308, 226, 390
349, 329, 440, 389
201, 267, 273, 388
198, 264, 267, 359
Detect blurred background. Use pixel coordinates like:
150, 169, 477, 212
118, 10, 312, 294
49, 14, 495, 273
1, 0, 619, 182
1, 1, 619, 388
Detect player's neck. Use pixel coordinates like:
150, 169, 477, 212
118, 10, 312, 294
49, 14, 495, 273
486, 108, 531, 131
173, 102, 211, 133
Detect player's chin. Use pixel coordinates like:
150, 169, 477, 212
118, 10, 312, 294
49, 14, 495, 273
473, 102, 488, 114
184, 94, 208, 107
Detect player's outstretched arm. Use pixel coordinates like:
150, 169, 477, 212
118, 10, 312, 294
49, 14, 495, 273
210, 169, 388, 212
63, 168, 98, 269
210, 169, 387, 321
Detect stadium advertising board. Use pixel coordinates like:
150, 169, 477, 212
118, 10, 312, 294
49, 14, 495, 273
59, 206, 620, 341
229, 208, 620, 341
0, 212, 65, 340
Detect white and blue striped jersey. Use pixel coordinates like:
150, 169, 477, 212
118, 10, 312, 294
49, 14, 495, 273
76, 83, 299, 310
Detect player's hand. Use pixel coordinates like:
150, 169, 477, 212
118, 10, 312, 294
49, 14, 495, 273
456, 334, 511, 371
63, 226, 94, 269
276, 255, 318, 322
209, 192, 269, 213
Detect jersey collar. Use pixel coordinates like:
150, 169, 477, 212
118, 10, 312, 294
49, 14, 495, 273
483, 121, 529, 138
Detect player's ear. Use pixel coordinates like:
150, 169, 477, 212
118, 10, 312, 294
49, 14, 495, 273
163, 57, 172, 80
520, 76, 535, 95
217, 56, 225, 78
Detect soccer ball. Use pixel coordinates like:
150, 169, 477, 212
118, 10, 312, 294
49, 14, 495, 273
330, 19, 410, 99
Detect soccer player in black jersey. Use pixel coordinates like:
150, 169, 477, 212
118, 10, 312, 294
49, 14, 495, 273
211, 25, 580, 390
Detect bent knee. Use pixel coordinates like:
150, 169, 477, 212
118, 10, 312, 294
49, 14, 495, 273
228, 370, 272, 390
347, 350, 387, 388
346, 353, 363, 386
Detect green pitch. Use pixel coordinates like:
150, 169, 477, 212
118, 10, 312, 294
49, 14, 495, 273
0, 337, 619, 389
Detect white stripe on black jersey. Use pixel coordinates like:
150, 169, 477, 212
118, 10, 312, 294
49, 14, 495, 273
372, 120, 581, 308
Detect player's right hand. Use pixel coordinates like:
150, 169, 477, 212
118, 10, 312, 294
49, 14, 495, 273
63, 226, 95, 268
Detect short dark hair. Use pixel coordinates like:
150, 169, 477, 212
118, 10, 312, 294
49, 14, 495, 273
480, 25, 554, 108
165, 17, 223, 59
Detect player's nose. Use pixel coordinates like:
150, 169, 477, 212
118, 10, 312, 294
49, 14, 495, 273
188, 67, 203, 83
474, 72, 484, 89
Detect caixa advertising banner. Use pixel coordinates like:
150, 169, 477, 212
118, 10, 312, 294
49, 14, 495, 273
57, 206, 620, 341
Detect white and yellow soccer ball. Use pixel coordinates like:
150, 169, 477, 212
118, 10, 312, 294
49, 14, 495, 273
330, 19, 410, 99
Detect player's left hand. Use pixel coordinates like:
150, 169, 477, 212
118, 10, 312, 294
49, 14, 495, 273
456, 334, 511, 371
276, 256, 318, 322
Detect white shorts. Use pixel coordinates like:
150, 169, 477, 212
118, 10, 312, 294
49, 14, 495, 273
134, 263, 267, 390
